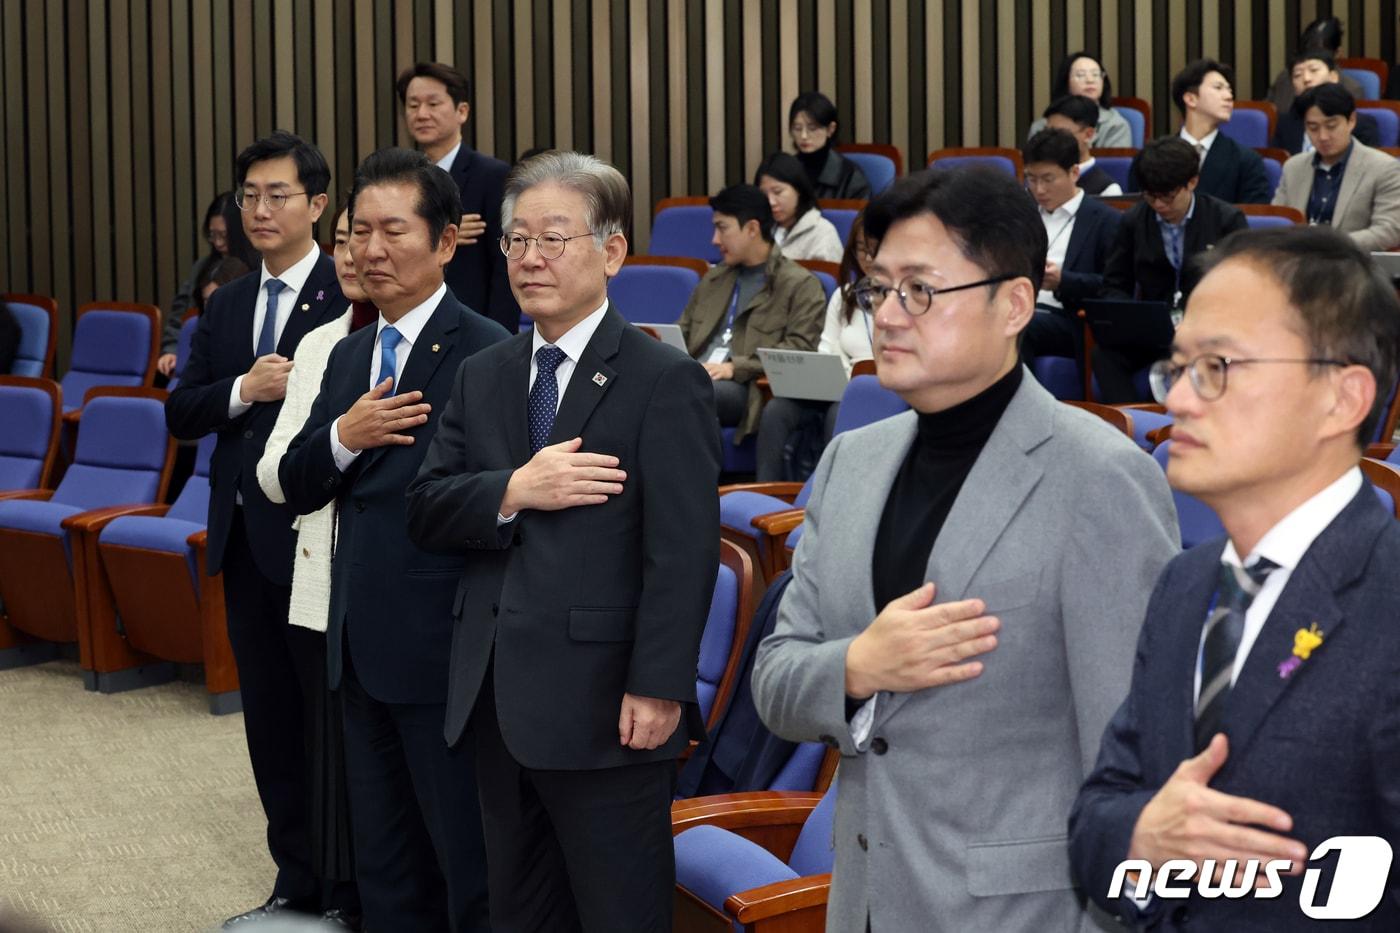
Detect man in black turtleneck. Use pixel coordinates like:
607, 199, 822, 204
751, 166, 1180, 933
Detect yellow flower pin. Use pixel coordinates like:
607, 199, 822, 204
1292, 623, 1324, 660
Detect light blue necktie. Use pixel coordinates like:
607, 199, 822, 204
255, 278, 285, 357
377, 326, 402, 394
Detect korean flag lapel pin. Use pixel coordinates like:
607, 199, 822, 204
592, 371, 607, 387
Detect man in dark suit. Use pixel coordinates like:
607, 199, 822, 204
1070, 226, 1400, 931
165, 131, 350, 926
406, 151, 720, 932
1271, 50, 1381, 154
278, 148, 510, 931
1097, 138, 1249, 402
397, 62, 519, 333
1021, 128, 1122, 371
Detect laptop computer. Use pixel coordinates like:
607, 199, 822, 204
1080, 299, 1175, 351
757, 348, 849, 402
636, 322, 689, 353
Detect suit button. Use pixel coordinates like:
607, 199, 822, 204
302, 548, 310, 558
244, 429, 254, 439
491, 603, 499, 617
322, 477, 336, 491
870, 737, 888, 755
857, 834, 868, 851
354, 501, 365, 513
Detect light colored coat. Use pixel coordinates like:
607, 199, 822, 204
752, 372, 1178, 933
774, 208, 845, 263
1273, 139, 1400, 251
255, 309, 352, 632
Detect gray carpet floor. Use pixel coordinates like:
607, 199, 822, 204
0, 661, 274, 932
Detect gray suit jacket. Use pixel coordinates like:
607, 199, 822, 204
1273, 139, 1400, 252
751, 372, 1178, 933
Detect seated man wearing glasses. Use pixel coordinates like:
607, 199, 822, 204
750, 165, 1178, 933
1071, 226, 1400, 932
1098, 137, 1248, 402
676, 183, 826, 474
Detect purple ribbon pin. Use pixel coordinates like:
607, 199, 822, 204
316, 289, 325, 302
1277, 656, 1302, 679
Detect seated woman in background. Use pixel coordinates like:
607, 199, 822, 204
1027, 51, 1133, 148
754, 209, 874, 482
157, 192, 230, 377
755, 151, 844, 263
788, 91, 871, 200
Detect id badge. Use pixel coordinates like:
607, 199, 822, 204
705, 346, 731, 365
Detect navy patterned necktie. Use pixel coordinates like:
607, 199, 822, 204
1194, 558, 1279, 752
529, 345, 568, 454
256, 278, 285, 357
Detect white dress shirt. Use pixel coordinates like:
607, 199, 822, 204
1037, 189, 1085, 309
1179, 127, 1220, 167
817, 290, 874, 377
1194, 466, 1363, 700
435, 140, 462, 172
329, 282, 447, 470
229, 242, 323, 417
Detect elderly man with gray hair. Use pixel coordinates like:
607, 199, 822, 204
406, 150, 721, 932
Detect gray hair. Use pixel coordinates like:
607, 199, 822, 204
500, 150, 631, 249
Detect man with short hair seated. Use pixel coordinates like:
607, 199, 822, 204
1098, 137, 1248, 403
1271, 49, 1381, 154
1041, 95, 1124, 196
1274, 83, 1400, 252
676, 184, 825, 469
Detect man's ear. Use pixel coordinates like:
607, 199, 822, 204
437, 222, 459, 266
603, 232, 628, 276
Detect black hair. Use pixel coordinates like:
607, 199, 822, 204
788, 91, 839, 132
1199, 225, 1400, 445
220, 194, 261, 269
863, 166, 1046, 293
1133, 137, 1201, 194
202, 192, 232, 240
754, 151, 817, 222
1288, 48, 1338, 73
1049, 52, 1114, 108
395, 62, 472, 107
234, 130, 331, 197
1023, 128, 1082, 172
1171, 59, 1235, 116
347, 147, 463, 245
838, 207, 867, 323
709, 184, 776, 243
1042, 94, 1101, 130
1294, 82, 1356, 120
1299, 16, 1344, 54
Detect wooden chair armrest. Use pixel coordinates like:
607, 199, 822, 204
1147, 424, 1172, 445
60, 503, 170, 532
187, 528, 209, 549
751, 508, 806, 535
672, 791, 824, 835
1366, 442, 1395, 461
726, 873, 832, 925
1120, 402, 1166, 413
0, 489, 55, 501
62, 408, 83, 424
718, 482, 806, 501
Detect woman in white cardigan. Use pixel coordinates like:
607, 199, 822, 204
256, 205, 376, 908
755, 150, 845, 263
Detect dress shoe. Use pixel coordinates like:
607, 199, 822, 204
320, 908, 362, 931
222, 895, 293, 927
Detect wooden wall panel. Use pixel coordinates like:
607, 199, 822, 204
4, 0, 1400, 366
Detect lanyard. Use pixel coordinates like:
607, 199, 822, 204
721, 281, 742, 343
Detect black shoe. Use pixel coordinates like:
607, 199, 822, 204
319, 909, 362, 930
222, 896, 294, 927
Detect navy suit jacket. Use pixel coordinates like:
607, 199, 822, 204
1069, 484, 1400, 932
443, 144, 520, 334
276, 290, 510, 705
1052, 195, 1122, 314
165, 254, 344, 583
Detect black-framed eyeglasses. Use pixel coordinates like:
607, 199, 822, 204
1149, 354, 1350, 403
851, 273, 1014, 316
235, 189, 308, 212
500, 231, 595, 261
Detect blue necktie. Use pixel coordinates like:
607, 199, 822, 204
529, 345, 568, 454
1194, 558, 1278, 752
377, 326, 402, 394
256, 278, 285, 357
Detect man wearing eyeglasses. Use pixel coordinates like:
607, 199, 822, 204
406, 151, 719, 932
750, 166, 1178, 933
166, 131, 351, 926
1071, 226, 1400, 931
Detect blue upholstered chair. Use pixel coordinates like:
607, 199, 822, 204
0, 389, 173, 666
1152, 440, 1224, 549
650, 197, 721, 263
1343, 69, 1383, 101
1217, 102, 1274, 149
815, 205, 860, 247
1120, 404, 1173, 450
1112, 98, 1150, 148
1030, 357, 1083, 401
610, 257, 707, 325
0, 376, 62, 493
927, 147, 1023, 178
837, 143, 902, 194
60, 303, 160, 414
696, 541, 757, 731
165, 315, 200, 392
673, 779, 837, 932
3, 294, 58, 378
1090, 149, 1137, 191
1241, 205, 1303, 230
794, 260, 840, 303
1357, 104, 1400, 148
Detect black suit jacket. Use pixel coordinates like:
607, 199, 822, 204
1069, 485, 1400, 931
406, 307, 721, 770
444, 144, 520, 334
1101, 194, 1249, 304
1197, 132, 1273, 204
277, 291, 510, 705
1271, 110, 1381, 155
1053, 195, 1122, 313
165, 254, 344, 583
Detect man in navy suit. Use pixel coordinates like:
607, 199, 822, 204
1069, 226, 1400, 931
1167, 59, 1272, 204
1021, 128, 1122, 372
279, 148, 509, 931
165, 131, 350, 926
397, 62, 519, 333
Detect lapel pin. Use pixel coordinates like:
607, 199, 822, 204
431, 343, 441, 352
1277, 623, 1324, 679
300, 303, 310, 311
315, 289, 325, 302
592, 372, 607, 386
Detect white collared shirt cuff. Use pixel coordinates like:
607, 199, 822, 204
329, 417, 361, 472
496, 512, 518, 526
850, 694, 878, 750
229, 376, 253, 417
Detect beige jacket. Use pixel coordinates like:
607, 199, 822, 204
1273, 139, 1400, 252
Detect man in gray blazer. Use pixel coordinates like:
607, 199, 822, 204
751, 166, 1179, 932
1273, 83, 1400, 252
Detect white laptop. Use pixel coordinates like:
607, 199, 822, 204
757, 348, 849, 402
1372, 252, 1400, 282
637, 322, 689, 353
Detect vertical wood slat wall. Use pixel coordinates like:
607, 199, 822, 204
3, 0, 1397, 368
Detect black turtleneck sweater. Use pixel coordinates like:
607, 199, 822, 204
871, 364, 1023, 610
